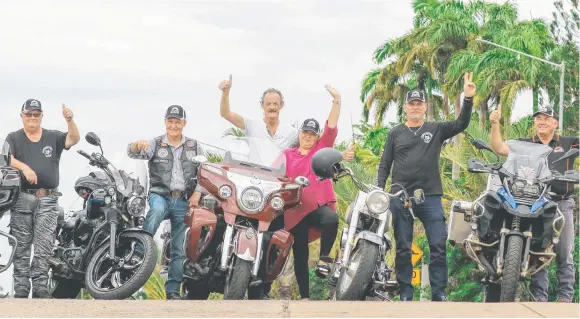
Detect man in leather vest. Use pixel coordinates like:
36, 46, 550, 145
127, 105, 205, 300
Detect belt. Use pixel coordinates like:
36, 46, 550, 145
24, 188, 62, 197
170, 191, 185, 199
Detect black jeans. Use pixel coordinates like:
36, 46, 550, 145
391, 195, 448, 300
255, 204, 338, 299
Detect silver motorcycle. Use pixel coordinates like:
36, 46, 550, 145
313, 148, 425, 301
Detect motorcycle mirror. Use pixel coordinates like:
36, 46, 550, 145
411, 189, 425, 205
85, 132, 101, 147
295, 176, 310, 187
472, 138, 499, 161
192, 155, 208, 164
553, 148, 579, 164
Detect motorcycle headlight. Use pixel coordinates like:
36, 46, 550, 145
126, 196, 146, 216
270, 196, 284, 210
366, 190, 390, 215
240, 187, 263, 212
510, 180, 526, 197
219, 185, 232, 199
107, 187, 116, 196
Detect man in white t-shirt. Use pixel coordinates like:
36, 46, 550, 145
218, 74, 354, 165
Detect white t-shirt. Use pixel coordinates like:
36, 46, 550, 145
243, 117, 299, 166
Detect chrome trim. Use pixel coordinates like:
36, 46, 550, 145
220, 225, 234, 270
252, 232, 264, 276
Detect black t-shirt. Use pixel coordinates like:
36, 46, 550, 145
376, 98, 474, 196
518, 135, 579, 196
6, 128, 69, 190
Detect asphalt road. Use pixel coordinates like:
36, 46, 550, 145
0, 300, 578, 318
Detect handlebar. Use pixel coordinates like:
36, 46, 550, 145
77, 150, 92, 161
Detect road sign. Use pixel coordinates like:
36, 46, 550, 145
411, 242, 423, 266
412, 268, 421, 285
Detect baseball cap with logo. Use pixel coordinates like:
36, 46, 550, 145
300, 118, 320, 134
165, 105, 186, 120
21, 99, 42, 113
405, 89, 426, 103
532, 106, 557, 118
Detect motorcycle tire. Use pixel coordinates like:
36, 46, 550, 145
335, 240, 379, 301
49, 276, 82, 299
484, 282, 501, 302
183, 280, 211, 300
500, 235, 523, 302
224, 256, 252, 300
84, 232, 157, 300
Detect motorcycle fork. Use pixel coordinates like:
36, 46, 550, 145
109, 221, 118, 260
220, 225, 234, 271
520, 225, 533, 275
341, 209, 360, 266
496, 221, 508, 276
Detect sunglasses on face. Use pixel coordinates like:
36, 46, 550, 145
22, 112, 42, 118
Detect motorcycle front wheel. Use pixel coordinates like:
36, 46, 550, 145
335, 240, 379, 301
84, 232, 157, 300
224, 256, 252, 300
500, 235, 523, 302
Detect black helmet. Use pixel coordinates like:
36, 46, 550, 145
312, 147, 343, 180
74, 171, 112, 198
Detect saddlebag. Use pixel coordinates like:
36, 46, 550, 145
447, 200, 473, 246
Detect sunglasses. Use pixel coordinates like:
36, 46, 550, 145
22, 112, 42, 118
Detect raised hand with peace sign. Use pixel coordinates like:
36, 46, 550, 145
463, 72, 476, 98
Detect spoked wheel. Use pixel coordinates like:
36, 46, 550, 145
84, 232, 157, 300
335, 240, 379, 301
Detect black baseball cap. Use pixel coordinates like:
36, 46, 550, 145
300, 118, 320, 134
165, 105, 186, 120
21, 99, 42, 113
405, 89, 426, 103
532, 106, 557, 118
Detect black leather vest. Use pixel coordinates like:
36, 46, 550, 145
148, 135, 200, 199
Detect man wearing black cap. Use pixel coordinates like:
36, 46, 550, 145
5, 99, 80, 298
376, 73, 476, 301
490, 104, 578, 303
127, 105, 205, 300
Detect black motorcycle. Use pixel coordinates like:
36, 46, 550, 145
48, 132, 157, 299
0, 138, 20, 274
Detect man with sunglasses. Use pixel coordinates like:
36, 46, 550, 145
5, 99, 80, 298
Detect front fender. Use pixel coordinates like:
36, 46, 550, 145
354, 230, 383, 247
234, 228, 258, 261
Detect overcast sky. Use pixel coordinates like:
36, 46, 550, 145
0, 0, 557, 293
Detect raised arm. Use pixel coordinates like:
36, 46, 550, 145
439, 73, 476, 140
324, 85, 341, 129
62, 104, 80, 149
489, 104, 509, 156
218, 74, 245, 129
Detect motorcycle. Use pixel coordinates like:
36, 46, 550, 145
447, 139, 579, 302
0, 138, 20, 274
311, 147, 425, 301
181, 137, 308, 300
48, 132, 157, 299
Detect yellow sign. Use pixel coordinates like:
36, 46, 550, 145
412, 268, 421, 285
411, 243, 423, 266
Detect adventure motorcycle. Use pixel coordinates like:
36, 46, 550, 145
311, 147, 424, 301
448, 139, 579, 302
0, 138, 20, 274
182, 137, 307, 300
48, 132, 157, 299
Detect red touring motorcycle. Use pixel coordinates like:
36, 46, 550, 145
181, 137, 308, 300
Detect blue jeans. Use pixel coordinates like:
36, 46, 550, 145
144, 193, 188, 294
391, 195, 448, 300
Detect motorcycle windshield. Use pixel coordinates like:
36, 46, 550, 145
503, 140, 553, 182
108, 151, 149, 195
0, 138, 10, 167
224, 136, 287, 175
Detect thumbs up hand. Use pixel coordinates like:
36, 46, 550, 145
62, 103, 74, 122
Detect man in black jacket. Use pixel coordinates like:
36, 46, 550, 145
376, 73, 476, 301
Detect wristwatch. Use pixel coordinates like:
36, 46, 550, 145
334, 100, 341, 105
